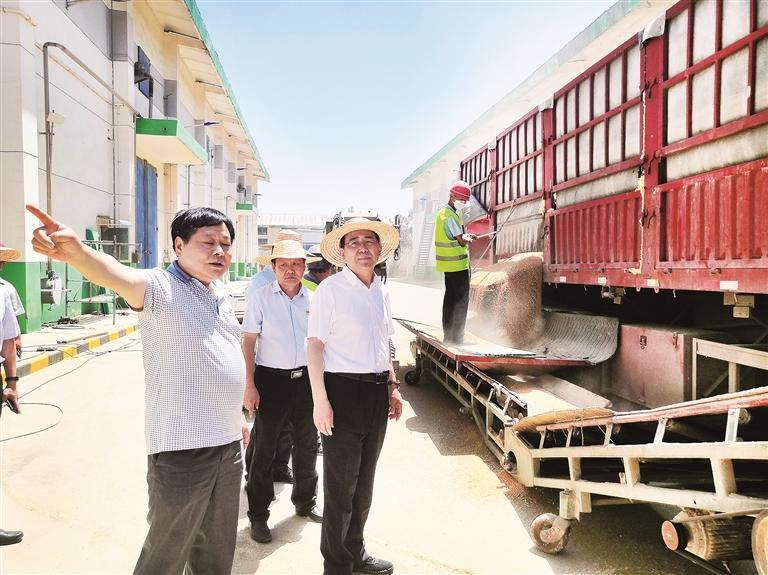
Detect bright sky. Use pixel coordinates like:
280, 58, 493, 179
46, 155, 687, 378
197, 1, 612, 218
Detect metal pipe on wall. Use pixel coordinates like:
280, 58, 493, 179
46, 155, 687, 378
42, 41, 139, 276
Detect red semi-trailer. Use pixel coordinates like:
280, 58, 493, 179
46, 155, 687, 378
404, 1, 768, 571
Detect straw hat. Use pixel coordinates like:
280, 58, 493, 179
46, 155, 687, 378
255, 240, 321, 266
264, 229, 301, 247
319, 218, 400, 268
0, 243, 21, 262
306, 244, 332, 271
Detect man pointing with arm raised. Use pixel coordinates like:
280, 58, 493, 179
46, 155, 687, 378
27, 204, 249, 575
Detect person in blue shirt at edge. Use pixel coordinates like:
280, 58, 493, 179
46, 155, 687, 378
0, 244, 25, 359
302, 244, 334, 291
244, 228, 304, 485
26, 204, 249, 574
434, 180, 476, 344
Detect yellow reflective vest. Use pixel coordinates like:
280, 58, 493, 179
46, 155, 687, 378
301, 277, 318, 291
434, 206, 469, 272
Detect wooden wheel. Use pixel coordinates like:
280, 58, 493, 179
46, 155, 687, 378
531, 513, 571, 555
754, 510, 768, 575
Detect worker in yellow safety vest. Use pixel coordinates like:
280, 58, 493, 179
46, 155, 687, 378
434, 181, 476, 344
301, 245, 333, 291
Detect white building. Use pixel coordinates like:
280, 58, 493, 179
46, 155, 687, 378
0, 0, 268, 331
256, 213, 331, 256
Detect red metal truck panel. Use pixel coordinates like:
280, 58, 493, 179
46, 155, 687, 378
460, 0, 768, 295
657, 158, 768, 269
495, 108, 543, 208
460, 146, 490, 209
549, 191, 641, 269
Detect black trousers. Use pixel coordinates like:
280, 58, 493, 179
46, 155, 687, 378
245, 421, 292, 477
442, 269, 470, 342
246, 366, 318, 523
321, 373, 389, 575
134, 440, 242, 575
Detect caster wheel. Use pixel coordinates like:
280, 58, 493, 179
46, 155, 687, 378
404, 369, 421, 386
531, 513, 571, 554
754, 510, 768, 575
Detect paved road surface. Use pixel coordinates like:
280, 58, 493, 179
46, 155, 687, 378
0, 280, 714, 574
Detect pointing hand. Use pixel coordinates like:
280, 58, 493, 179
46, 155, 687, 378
26, 204, 84, 263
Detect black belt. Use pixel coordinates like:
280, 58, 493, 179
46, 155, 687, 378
258, 365, 307, 380
333, 371, 390, 385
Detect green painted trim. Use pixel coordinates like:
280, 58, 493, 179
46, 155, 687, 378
136, 118, 207, 163
228, 262, 236, 281
182, 0, 270, 181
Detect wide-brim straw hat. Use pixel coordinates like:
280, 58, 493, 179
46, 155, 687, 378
264, 229, 302, 248
255, 240, 321, 266
320, 218, 400, 268
0, 244, 21, 262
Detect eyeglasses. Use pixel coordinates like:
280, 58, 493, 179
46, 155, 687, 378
344, 237, 380, 250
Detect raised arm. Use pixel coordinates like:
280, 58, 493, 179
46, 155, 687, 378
27, 205, 147, 310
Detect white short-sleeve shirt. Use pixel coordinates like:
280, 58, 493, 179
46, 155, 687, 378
0, 278, 25, 316
0, 289, 21, 365
308, 266, 395, 373
242, 281, 311, 369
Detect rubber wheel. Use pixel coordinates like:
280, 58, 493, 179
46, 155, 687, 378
754, 510, 768, 575
404, 369, 421, 386
531, 513, 571, 554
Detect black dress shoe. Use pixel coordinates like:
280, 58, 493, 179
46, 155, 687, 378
353, 556, 394, 575
249, 521, 272, 543
0, 529, 24, 546
296, 504, 323, 523
272, 467, 294, 484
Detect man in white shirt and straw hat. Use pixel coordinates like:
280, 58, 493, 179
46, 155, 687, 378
244, 228, 307, 486
307, 217, 403, 575
242, 239, 324, 544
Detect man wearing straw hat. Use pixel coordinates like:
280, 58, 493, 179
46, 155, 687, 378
434, 180, 476, 344
242, 239, 323, 544
0, 244, 25, 358
244, 228, 306, 486
246, 228, 304, 296
307, 217, 403, 575
25, 204, 248, 574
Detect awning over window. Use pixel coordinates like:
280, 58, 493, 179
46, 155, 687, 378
135, 118, 207, 165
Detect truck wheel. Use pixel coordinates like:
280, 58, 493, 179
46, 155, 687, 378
404, 369, 421, 386
754, 510, 768, 575
531, 513, 571, 554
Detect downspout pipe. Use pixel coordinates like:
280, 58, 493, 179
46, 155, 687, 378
42, 41, 139, 273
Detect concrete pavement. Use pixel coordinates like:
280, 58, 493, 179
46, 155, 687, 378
0, 280, 706, 574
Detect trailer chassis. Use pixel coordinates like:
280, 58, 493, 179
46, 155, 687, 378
405, 333, 768, 573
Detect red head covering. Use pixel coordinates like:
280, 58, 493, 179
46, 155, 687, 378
449, 181, 471, 202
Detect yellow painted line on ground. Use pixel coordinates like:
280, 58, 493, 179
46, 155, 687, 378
59, 345, 77, 359
28, 355, 50, 374
19, 324, 139, 376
